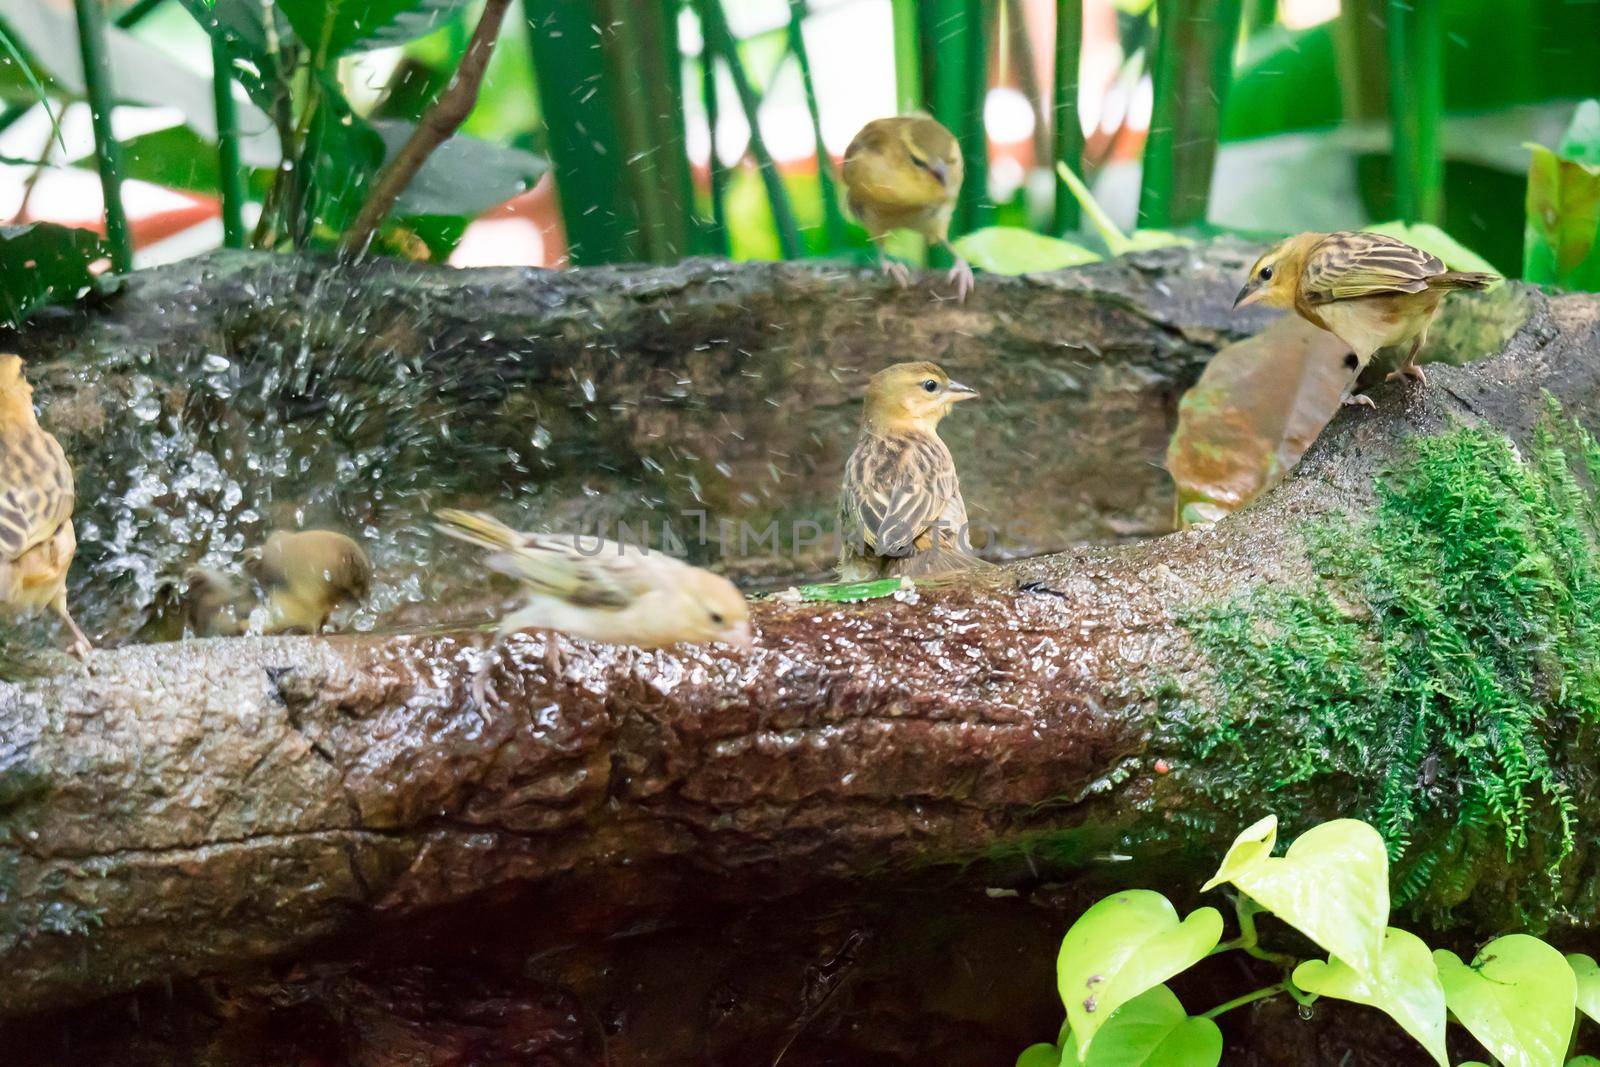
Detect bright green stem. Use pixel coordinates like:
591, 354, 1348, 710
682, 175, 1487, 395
890, 0, 922, 112
1386, 0, 1442, 224
701, 44, 730, 254
919, 0, 989, 255
210, 35, 246, 249
1138, 0, 1243, 228
787, 0, 845, 250
524, 0, 634, 263
1202, 981, 1290, 1020
700, 0, 802, 259
1051, 0, 1083, 234
607, 0, 697, 261
73, 0, 133, 272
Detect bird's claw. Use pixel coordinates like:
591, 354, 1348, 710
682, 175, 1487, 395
1341, 393, 1377, 409
882, 260, 912, 289
946, 258, 974, 302
1385, 364, 1427, 385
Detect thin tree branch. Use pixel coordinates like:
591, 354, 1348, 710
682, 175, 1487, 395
340, 0, 512, 255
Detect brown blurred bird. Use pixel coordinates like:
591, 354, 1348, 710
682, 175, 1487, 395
0, 356, 91, 658
843, 114, 972, 301
180, 566, 251, 638
246, 529, 371, 635
435, 509, 753, 658
838, 361, 985, 581
1234, 231, 1497, 402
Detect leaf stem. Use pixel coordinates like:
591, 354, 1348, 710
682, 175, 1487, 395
1201, 981, 1288, 1019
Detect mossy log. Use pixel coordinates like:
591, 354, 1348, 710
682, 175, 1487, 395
1, 248, 1597, 1065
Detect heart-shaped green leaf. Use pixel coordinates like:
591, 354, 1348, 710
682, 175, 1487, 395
1015, 1043, 1064, 1067
1568, 1058, 1600, 1067
1058, 890, 1222, 1057
1080, 985, 1222, 1067
1202, 815, 1388, 980
952, 227, 1101, 275
1435, 935, 1575, 1067
1292, 928, 1447, 1066
1568, 953, 1600, 1024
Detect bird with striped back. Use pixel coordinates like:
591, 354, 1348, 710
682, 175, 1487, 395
1234, 230, 1497, 405
838, 361, 989, 582
842, 114, 973, 301
0, 355, 91, 658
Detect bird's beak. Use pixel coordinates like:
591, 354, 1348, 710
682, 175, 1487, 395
726, 621, 755, 650
945, 380, 979, 401
1233, 282, 1264, 309
929, 159, 949, 187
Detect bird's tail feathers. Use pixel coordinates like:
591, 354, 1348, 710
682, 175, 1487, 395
434, 508, 525, 553
1435, 271, 1498, 291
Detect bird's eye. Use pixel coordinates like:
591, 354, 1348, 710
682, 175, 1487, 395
1260, 266, 1274, 281
709, 611, 726, 625
922, 379, 939, 393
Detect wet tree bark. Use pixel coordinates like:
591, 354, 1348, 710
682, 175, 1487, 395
1, 249, 1596, 1065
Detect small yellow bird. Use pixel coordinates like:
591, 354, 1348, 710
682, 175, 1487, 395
434, 509, 754, 665
838, 361, 985, 581
1234, 230, 1497, 402
842, 114, 972, 301
180, 566, 251, 638
0, 355, 91, 658
245, 529, 371, 635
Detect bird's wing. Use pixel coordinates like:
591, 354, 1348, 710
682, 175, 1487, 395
0, 429, 73, 564
490, 535, 653, 610
841, 433, 959, 558
1301, 232, 1445, 304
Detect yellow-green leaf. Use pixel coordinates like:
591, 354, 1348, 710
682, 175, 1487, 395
1566, 952, 1600, 1024
1081, 985, 1222, 1067
1435, 935, 1575, 1067
1292, 928, 1447, 1067
953, 227, 1101, 275
1057, 890, 1223, 1058
1202, 815, 1389, 981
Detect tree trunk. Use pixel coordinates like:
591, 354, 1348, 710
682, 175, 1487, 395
1, 248, 1596, 1065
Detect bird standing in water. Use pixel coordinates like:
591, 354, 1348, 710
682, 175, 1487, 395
838, 361, 985, 581
247, 529, 371, 635
0, 355, 91, 658
1234, 230, 1497, 404
842, 115, 973, 301
434, 509, 753, 693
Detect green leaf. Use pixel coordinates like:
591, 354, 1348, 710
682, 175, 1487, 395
793, 579, 907, 603
1434, 934, 1575, 1067
1523, 143, 1600, 288
277, 0, 473, 58
1016, 1044, 1064, 1067
1058, 890, 1222, 1058
1081, 985, 1222, 1067
1201, 815, 1389, 981
1053, 162, 1190, 258
1568, 1059, 1600, 1067
0, 223, 107, 327
369, 120, 546, 219
1365, 221, 1501, 278
952, 227, 1101, 275
1291, 928, 1447, 1067
1565, 953, 1600, 1024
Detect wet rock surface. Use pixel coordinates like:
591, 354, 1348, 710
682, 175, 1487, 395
0, 249, 1587, 1064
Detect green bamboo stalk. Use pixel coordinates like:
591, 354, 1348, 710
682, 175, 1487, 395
1138, 0, 1244, 228
786, 0, 845, 250
1386, 0, 1442, 224
1052, 0, 1083, 233
114, 0, 167, 27
698, 0, 801, 259
919, 0, 988, 239
73, 0, 133, 272
524, 0, 635, 263
890, 0, 922, 113
210, 33, 245, 248
1243, 0, 1276, 33
701, 44, 730, 254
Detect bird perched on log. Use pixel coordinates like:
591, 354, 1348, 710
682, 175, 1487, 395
843, 114, 973, 301
0, 355, 91, 658
434, 509, 753, 678
246, 529, 371, 635
1234, 230, 1497, 403
838, 361, 987, 581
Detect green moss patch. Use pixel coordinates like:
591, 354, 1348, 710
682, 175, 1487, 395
1180, 404, 1600, 924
